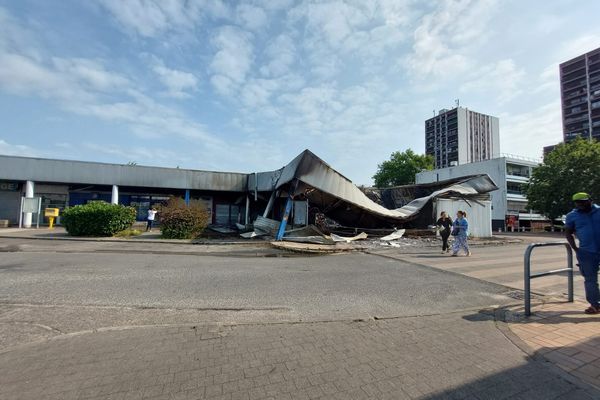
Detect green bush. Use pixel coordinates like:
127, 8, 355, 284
62, 201, 136, 237
159, 197, 210, 239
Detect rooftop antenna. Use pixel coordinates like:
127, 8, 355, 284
455, 99, 460, 108
433, 110, 436, 117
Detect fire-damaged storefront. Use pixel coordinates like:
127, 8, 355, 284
0, 150, 498, 235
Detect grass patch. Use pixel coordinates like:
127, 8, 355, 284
114, 229, 143, 238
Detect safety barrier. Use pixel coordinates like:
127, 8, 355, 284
524, 242, 574, 316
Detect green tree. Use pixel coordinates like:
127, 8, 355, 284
372, 149, 434, 187
526, 138, 600, 221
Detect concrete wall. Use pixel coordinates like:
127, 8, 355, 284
416, 158, 507, 222
0, 155, 248, 192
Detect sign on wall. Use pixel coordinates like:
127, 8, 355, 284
0, 181, 19, 191
19, 197, 42, 228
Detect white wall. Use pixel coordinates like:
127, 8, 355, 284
457, 108, 468, 165
435, 198, 493, 238
416, 158, 507, 221
491, 117, 500, 158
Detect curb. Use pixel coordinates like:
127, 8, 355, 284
0, 234, 271, 246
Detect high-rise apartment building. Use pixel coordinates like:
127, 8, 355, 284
560, 46, 600, 142
425, 107, 500, 169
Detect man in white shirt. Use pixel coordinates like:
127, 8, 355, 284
146, 208, 157, 232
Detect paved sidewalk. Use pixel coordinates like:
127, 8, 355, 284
371, 243, 584, 300
506, 300, 600, 391
370, 245, 600, 393
2, 312, 598, 400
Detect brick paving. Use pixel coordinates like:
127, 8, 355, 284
1, 313, 597, 400
507, 300, 600, 391
371, 239, 600, 394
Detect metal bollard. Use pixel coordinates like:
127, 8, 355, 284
524, 242, 573, 316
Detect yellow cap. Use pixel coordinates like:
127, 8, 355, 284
572, 192, 590, 201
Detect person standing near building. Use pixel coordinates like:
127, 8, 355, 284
565, 192, 600, 314
436, 211, 453, 254
146, 207, 157, 232
451, 211, 471, 257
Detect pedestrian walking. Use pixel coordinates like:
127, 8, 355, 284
565, 192, 600, 314
436, 211, 453, 254
146, 207, 157, 232
451, 210, 471, 257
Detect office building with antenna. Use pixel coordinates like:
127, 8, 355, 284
425, 106, 500, 169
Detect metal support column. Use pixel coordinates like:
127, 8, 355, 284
245, 195, 250, 225
276, 181, 298, 241
23, 180, 34, 228
263, 191, 278, 218
111, 185, 119, 205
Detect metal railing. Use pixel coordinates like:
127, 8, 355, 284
524, 242, 574, 316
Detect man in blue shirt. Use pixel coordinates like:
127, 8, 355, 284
565, 192, 600, 314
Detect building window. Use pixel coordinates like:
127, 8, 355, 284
507, 182, 526, 195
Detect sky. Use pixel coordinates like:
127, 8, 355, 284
1, 0, 599, 185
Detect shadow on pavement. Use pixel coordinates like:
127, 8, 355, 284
422, 337, 600, 399
422, 361, 597, 399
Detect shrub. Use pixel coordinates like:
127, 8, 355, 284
62, 201, 136, 237
159, 197, 210, 239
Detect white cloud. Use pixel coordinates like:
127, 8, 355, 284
152, 61, 199, 98
53, 58, 130, 91
81, 142, 193, 165
533, 63, 560, 95
535, 14, 565, 35
0, 7, 222, 150
500, 101, 563, 159
460, 59, 525, 104
254, 0, 294, 12
0, 53, 92, 102
556, 34, 600, 63
0, 139, 39, 157
99, 0, 196, 37
260, 34, 297, 77
404, 0, 498, 79
99, 0, 233, 37
72, 92, 216, 143
209, 26, 254, 96
287, 1, 414, 78
235, 4, 268, 31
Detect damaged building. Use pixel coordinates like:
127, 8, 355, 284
0, 150, 498, 237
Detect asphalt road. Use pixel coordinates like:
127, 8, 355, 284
0, 251, 516, 321
2, 247, 598, 399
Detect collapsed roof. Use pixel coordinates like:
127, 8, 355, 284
246, 150, 499, 228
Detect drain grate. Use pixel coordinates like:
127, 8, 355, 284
504, 290, 525, 300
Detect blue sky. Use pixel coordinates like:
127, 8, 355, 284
1, 0, 599, 185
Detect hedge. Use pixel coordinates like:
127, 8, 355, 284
62, 201, 136, 237
159, 197, 210, 239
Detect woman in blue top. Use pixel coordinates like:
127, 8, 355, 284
451, 210, 471, 257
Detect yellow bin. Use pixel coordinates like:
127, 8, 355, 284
44, 208, 60, 229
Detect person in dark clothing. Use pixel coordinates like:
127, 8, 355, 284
436, 211, 453, 254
